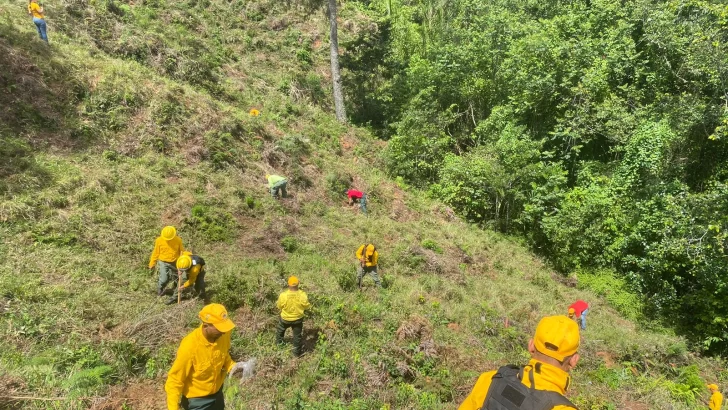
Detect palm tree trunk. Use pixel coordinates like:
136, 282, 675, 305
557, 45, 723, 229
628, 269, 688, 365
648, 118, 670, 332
328, 0, 346, 122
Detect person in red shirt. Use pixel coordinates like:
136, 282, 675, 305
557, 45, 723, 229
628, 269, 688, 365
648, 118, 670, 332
568, 300, 589, 330
346, 189, 367, 214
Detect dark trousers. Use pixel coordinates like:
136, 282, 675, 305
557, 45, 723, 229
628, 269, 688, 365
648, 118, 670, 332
181, 388, 224, 410
276, 316, 303, 356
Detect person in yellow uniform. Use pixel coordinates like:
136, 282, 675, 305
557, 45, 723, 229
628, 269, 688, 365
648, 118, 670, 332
166, 252, 207, 305
458, 315, 580, 410
165, 304, 244, 410
276, 276, 311, 357
709, 384, 723, 410
355, 244, 380, 289
27, 0, 48, 43
149, 226, 184, 296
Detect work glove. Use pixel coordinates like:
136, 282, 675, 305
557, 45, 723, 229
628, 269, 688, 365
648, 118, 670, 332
228, 361, 245, 378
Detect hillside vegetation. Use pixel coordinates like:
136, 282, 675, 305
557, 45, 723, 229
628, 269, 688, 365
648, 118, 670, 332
0, 0, 725, 409
342, 0, 728, 352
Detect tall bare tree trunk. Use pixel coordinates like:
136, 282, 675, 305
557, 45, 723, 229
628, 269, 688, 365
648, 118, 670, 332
328, 0, 346, 123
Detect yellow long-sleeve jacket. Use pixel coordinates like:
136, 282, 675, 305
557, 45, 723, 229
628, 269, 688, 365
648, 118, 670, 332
356, 245, 378, 267
458, 359, 576, 410
164, 326, 234, 410
148, 236, 184, 268
711, 391, 723, 410
182, 263, 204, 288
276, 289, 311, 321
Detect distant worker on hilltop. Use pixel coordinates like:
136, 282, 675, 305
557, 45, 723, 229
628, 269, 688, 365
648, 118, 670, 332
709, 384, 723, 410
149, 226, 184, 297
165, 251, 207, 305
568, 300, 589, 330
266, 173, 288, 199
27, 0, 48, 43
346, 189, 367, 214
356, 244, 381, 290
276, 276, 311, 357
165, 303, 245, 410
458, 315, 580, 410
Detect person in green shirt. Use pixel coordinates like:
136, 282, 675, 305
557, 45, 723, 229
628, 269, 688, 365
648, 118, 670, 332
266, 174, 288, 199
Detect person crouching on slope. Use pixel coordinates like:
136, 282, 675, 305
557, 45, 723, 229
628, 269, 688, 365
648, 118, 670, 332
346, 189, 367, 214
459, 315, 580, 410
276, 276, 311, 357
149, 226, 184, 296
567, 299, 589, 330
165, 303, 246, 410
166, 252, 207, 305
266, 173, 288, 199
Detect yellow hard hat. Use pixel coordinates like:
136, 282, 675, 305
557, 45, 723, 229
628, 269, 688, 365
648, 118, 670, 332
568, 307, 575, 316
708, 384, 719, 391
161, 226, 177, 241
177, 255, 192, 270
288, 276, 299, 286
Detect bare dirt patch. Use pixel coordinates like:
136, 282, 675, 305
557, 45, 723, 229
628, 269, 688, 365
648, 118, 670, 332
90, 380, 165, 410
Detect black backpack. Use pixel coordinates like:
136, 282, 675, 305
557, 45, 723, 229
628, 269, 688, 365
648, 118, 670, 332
191, 255, 205, 268
481, 365, 577, 410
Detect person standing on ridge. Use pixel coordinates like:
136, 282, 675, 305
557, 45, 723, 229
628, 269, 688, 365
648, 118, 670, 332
276, 276, 311, 357
346, 189, 367, 214
266, 173, 288, 199
709, 384, 723, 410
567, 300, 589, 330
166, 251, 207, 305
149, 226, 184, 296
458, 315, 580, 410
27, 0, 48, 43
356, 244, 381, 289
165, 303, 245, 410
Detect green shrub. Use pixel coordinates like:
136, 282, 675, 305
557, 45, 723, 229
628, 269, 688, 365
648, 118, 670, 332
281, 236, 299, 253
336, 267, 357, 291
185, 204, 238, 242
65, 365, 114, 395
324, 171, 352, 201
212, 271, 250, 310
420, 239, 442, 254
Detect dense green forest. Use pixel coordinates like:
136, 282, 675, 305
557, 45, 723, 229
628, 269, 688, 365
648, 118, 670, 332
343, 0, 728, 352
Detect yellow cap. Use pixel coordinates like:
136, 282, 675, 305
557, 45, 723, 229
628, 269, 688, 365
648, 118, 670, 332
365, 244, 375, 256
161, 226, 177, 241
288, 276, 299, 286
708, 384, 719, 391
568, 307, 575, 316
176, 255, 192, 270
199, 304, 235, 333
533, 315, 580, 362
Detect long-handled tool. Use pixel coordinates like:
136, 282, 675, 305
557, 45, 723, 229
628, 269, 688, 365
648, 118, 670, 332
177, 269, 182, 305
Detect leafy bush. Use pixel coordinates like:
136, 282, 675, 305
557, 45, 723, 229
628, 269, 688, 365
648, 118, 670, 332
420, 239, 442, 254
281, 236, 299, 253
324, 171, 352, 201
185, 205, 238, 242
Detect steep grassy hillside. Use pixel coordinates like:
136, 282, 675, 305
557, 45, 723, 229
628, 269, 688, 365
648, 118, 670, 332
0, 0, 725, 409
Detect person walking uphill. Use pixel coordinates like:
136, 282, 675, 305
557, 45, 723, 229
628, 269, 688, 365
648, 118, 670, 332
459, 315, 580, 410
276, 276, 311, 357
709, 384, 723, 410
356, 244, 380, 289
149, 226, 184, 296
266, 174, 288, 199
568, 300, 589, 330
165, 303, 245, 410
166, 252, 207, 305
27, 0, 48, 43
